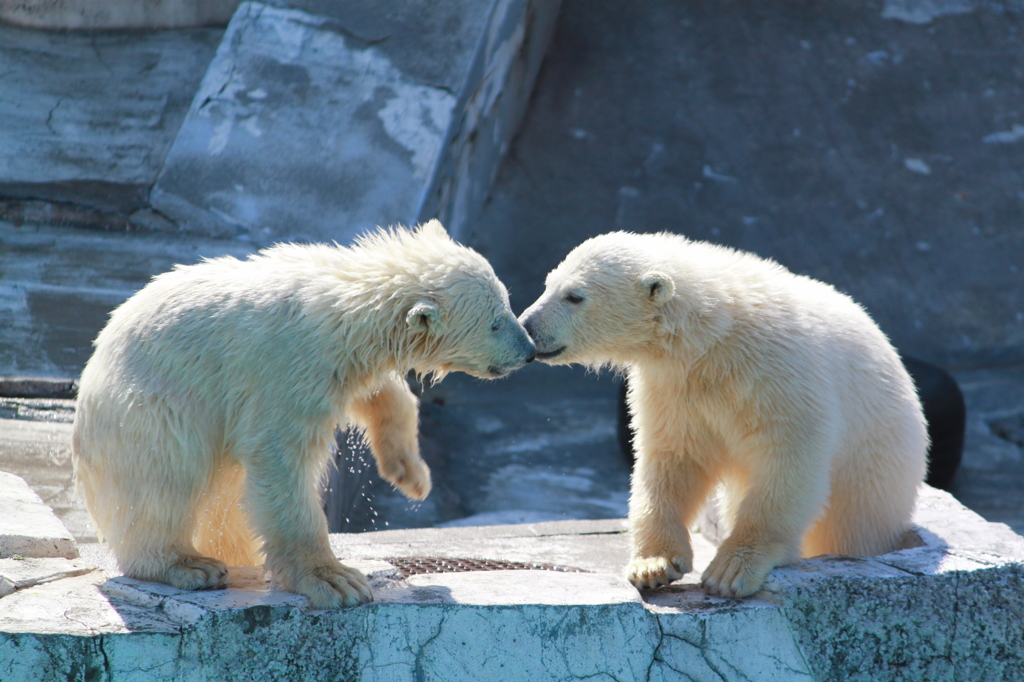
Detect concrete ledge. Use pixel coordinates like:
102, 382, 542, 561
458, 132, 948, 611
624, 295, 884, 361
0, 471, 78, 561
151, 0, 561, 245
1, 474, 1023, 680
0, 556, 93, 598
0, 377, 77, 400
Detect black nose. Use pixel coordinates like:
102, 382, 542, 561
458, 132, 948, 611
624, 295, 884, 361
526, 347, 537, 363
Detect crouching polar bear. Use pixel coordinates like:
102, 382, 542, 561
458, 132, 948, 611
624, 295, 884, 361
519, 231, 927, 598
72, 221, 535, 608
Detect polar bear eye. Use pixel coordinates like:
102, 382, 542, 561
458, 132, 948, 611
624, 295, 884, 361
491, 321, 501, 332
565, 293, 584, 305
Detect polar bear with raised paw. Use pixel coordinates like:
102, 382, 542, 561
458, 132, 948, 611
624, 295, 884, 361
73, 220, 535, 608
519, 231, 926, 598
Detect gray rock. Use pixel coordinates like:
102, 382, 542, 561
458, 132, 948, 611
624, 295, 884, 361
0, 25, 223, 213
151, 0, 562, 244
0, 0, 239, 29
882, 0, 976, 24
152, 2, 457, 243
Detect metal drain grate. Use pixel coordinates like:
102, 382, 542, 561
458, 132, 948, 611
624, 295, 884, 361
383, 557, 588, 577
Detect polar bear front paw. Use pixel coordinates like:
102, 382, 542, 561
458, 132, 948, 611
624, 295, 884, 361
293, 564, 374, 609
382, 456, 432, 501
625, 556, 691, 590
701, 545, 776, 598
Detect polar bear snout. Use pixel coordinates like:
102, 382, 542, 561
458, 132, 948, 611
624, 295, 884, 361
486, 318, 537, 377
516, 337, 538, 365
518, 307, 568, 363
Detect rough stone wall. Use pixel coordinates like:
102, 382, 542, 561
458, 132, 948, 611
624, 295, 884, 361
0, 0, 239, 29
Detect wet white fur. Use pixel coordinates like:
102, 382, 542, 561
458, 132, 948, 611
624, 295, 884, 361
520, 231, 927, 598
73, 221, 533, 608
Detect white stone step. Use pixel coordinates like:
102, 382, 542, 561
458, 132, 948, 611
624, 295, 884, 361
0, 471, 78, 561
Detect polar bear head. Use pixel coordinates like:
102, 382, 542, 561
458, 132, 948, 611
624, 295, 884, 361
354, 220, 536, 380
518, 232, 678, 367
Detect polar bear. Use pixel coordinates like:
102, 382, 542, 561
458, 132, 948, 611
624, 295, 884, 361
519, 231, 927, 598
72, 220, 535, 608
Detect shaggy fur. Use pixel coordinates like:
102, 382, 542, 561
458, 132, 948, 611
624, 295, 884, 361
519, 231, 927, 598
72, 221, 535, 608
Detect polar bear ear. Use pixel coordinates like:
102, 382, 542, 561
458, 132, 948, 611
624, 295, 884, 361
407, 301, 445, 335
639, 271, 675, 306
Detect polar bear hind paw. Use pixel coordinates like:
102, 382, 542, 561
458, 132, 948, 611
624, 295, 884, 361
162, 554, 229, 591
625, 556, 690, 590
294, 564, 374, 609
